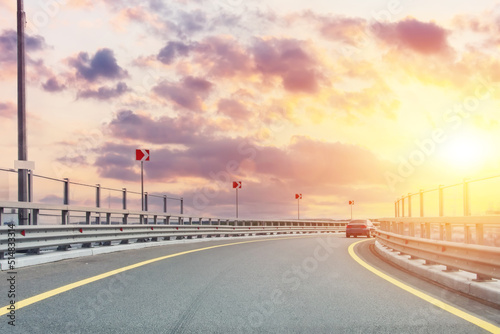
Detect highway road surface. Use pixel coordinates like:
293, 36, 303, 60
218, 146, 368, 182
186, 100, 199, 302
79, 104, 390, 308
1, 234, 499, 333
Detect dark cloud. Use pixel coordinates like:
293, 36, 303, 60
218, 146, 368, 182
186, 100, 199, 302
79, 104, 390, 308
42, 77, 67, 92
108, 110, 209, 144
153, 76, 213, 111
78, 82, 129, 100
0, 101, 16, 118
0, 29, 48, 64
178, 10, 207, 35
157, 41, 191, 64
373, 18, 450, 54
69, 48, 128, 82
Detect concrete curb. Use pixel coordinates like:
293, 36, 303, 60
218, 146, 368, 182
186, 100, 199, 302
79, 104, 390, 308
0, 232, 341, 270
374, 240, 500, 307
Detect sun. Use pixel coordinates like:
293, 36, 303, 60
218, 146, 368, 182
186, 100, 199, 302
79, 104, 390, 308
440, 131, 490, 170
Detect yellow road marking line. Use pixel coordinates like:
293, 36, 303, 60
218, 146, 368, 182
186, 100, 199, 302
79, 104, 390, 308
1, 235, 316, 316
348, 239, 500, 334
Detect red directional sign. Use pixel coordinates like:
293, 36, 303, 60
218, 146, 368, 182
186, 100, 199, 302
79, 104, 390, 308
349, 200, 354, 205
233, 181, 242, 189
295, 194, 302, 199
136, 149, 150, 161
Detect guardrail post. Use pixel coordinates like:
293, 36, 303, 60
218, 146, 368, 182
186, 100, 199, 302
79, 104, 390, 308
419, 189, 424, 217
463, 179, 470, 216
464, 224, 471, 244
439, 223, 444, 240
425, 222, 431, 239
401, 196, 405, 217
408, 193, 412, 217
32, 208, 39, 225
62, 178, 69, 225
409, 222, 415, 237
96, 184, 101, 224
106, 213, 111, 224
476, 223, 484, 245
189, 217, 193, 225
122, 188, 127, 210
438, 185, 444, 217
445, 223, 451, 241
144, 192, 148, 224
199, 218, 202, 225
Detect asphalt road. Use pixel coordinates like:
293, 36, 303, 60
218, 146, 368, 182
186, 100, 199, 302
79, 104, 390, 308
0, 235, 499, 333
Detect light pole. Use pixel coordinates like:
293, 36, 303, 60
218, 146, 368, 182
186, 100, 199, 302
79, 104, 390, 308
17, 0, 29, 225
349, 200, 354, 220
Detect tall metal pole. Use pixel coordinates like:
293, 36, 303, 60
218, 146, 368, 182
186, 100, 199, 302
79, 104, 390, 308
17, 0, 28, 225
141, 161, 144, 211
297, 198, 300, 220
350, 204, 352, 220
236, 188, 238, 218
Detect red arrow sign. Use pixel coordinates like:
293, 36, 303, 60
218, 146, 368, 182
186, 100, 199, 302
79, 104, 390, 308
233, 181, 242, 189
136, 149, 150, 161
349, 200, 354, 205
295, 194, 302, 199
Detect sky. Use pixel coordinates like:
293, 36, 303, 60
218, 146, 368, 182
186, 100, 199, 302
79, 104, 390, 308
1, 0, 500, 220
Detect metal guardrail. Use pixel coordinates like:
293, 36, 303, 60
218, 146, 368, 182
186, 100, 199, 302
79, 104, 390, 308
0, 224, 341, 257
0, 201, 346, 258
378, 216, 500, 246
376, 230, 500, 281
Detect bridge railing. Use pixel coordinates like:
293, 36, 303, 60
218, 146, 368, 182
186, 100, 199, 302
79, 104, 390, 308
0, 167, 183, 217
378, 176, 500, 281
0, 201, 347, 259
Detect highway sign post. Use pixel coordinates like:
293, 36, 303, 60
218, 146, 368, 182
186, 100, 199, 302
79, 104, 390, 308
349, 200, 354, 220
295, 194, 302, 219
136, 149, 150, 211
233, 181, 242, 218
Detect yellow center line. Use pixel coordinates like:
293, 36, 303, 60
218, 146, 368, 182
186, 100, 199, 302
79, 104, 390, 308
348, 239, 500, 334
1, 235, 316, 316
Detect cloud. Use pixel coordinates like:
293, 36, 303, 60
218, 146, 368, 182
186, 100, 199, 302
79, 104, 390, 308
68, 48, 128, 82
251, 38, 323, 93
42, 77, 67, 92
108, 110, 210, 144
0, 101, 16, 118
0, 29, 48, 64
373, 18, 450, 54
153, 76, 213, 111
318, 16, 367, 45
217, 99, 252, 121
77, 82, 129, 100
157, 41, 191, 64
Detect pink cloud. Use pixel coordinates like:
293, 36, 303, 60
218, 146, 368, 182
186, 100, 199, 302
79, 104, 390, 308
153, 76, 213, 111
373, 18, 451, 55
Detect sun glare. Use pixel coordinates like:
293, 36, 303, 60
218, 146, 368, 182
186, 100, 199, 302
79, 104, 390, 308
441, 133, 489, 169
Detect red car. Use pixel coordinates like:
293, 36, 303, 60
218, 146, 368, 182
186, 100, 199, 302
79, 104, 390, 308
346, 219, 376, 238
